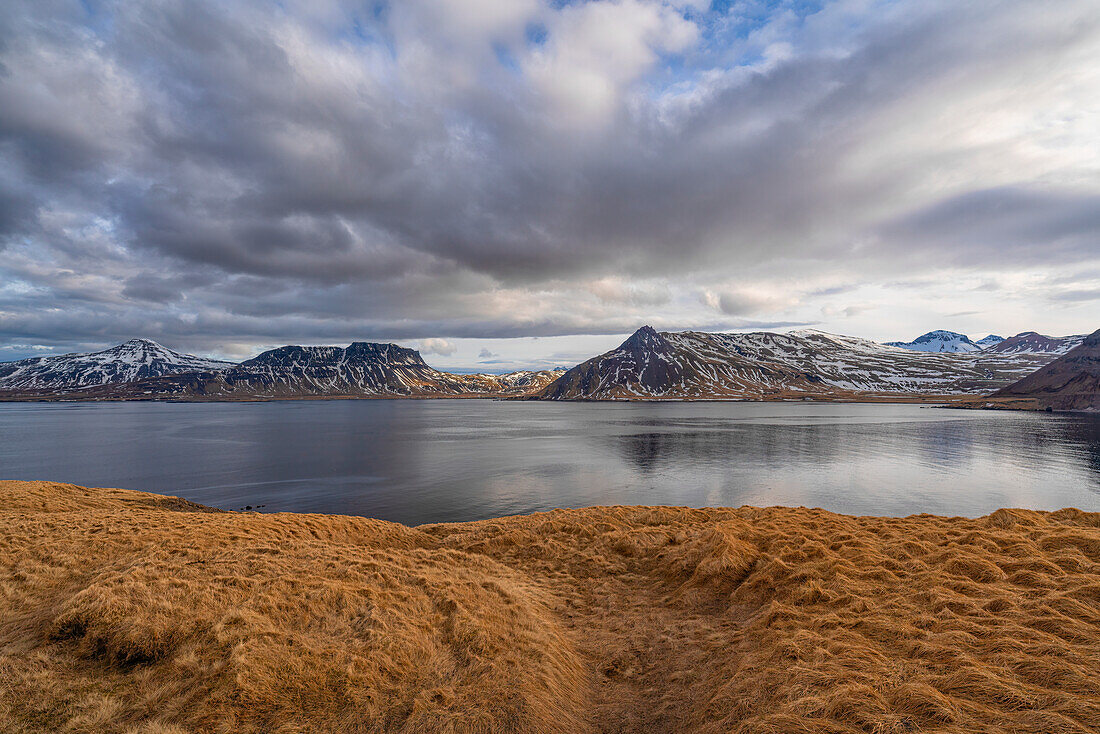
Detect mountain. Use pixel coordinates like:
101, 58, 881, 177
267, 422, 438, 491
0, 339, 231, 391
886, 330, 981, 353
983, 331, 1085, 355
2, 329, 1077, 403
976, 334, 1005, 347
988, 328, 1100, 411
7, 342, 565, 400
206, 342, 462, 396
537, 326, 1059, 400
456, 369, 567, 393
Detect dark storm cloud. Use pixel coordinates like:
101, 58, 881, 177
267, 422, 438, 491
1, 0, 1099, 356
880, 187, 1100, 266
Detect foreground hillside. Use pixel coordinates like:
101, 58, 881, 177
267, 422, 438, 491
2, 481, 1099, 733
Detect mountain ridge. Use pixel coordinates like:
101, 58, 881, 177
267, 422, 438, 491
984, 331, 1085, 355
0, 328, 1085, 402
886, 330, 981, 353
0, 339, 232, 391
987, 328, 1100, 411
0, 340, 565, 400
537, 326, 1064, 400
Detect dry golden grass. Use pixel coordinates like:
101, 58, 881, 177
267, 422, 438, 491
2, 481, 1099, 733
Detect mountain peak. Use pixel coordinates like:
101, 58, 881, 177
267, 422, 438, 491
986, 331, 1085, 355
345, 341, 429, 366
993, 326, 1100, 410
0, 339, 230, 391
917, 330, 970, 340
886, 330, 979, 353
618, 325, 670, 352
108, 338, 168, 351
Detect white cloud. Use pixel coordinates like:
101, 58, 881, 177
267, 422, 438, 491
701, 287, 797, 316
524, 0, 700, 130
2, 0, 1099, 363
419, 338, 458, 356
587, 277, 671, 306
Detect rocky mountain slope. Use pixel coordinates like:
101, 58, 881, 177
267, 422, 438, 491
988, 328, 1100, 411
984, 331, 1085, 355
975, 334, 1005, 347
538, 326, 1062, 400
886, 330, 981, 352
2, 328, 1080, 402
0, 339, 231, 391
5, 342, 565, 400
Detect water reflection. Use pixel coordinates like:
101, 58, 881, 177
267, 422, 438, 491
0, 400, 1098, 524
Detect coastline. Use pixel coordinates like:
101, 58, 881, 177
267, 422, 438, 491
0, 391, 975, 404
3, 480, 1098, 733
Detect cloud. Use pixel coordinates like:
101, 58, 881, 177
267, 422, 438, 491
879, 187, 1100, 268
478, 348, 497, 358
820, 304, 874, 319
419, 338, 458, 356
1, 0, 1099, 359
1049, 289, 1100, 303
587, 278, 671, 307
702, 288, 795, 316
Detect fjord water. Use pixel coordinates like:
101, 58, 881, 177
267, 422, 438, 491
2, 400, 1098, 525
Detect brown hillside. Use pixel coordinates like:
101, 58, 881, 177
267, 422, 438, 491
2, 481, 1099, 733
992, 328, 1100, 411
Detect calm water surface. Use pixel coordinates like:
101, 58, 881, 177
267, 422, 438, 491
1, 400, 1098, 525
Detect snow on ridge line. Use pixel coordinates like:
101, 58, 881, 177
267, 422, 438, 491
886, 330, 981, 353
543, 326, 1064, 399
0, 339, 233, 391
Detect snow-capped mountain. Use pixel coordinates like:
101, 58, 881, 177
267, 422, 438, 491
216, 343, 457, 396
538, 326, 1061, 400
976, 335, 1005, 347
886, 331, 981, 353
1, 329, 1079, 402
0, 339, 231, 391
991, 328, 1100, 411
983, 331, 1085, 355
25, 342, 566, 400
456, 369, 567, 393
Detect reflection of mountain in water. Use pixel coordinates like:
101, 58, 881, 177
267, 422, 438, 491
910, 420, 979, 471
5, 402, 1100, 522
610, 424, 857, 477
1072, 416, 1100, 484
615, 433, 672, 474
609, 416, 1100, 496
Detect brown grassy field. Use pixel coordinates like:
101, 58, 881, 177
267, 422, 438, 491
2, 480, 1099, 733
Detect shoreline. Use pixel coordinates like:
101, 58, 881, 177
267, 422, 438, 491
3, 480, 1099, 733
0, 392, 974, 404
6, 393, 1093, 413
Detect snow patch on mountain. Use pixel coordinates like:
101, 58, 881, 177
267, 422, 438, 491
539, 326, 1062, 400
886, 331, 981, 353
0, 339, 232, 391
984, 332, 1085, 355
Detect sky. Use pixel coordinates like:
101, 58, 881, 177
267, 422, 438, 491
1, 0, 1098, 371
